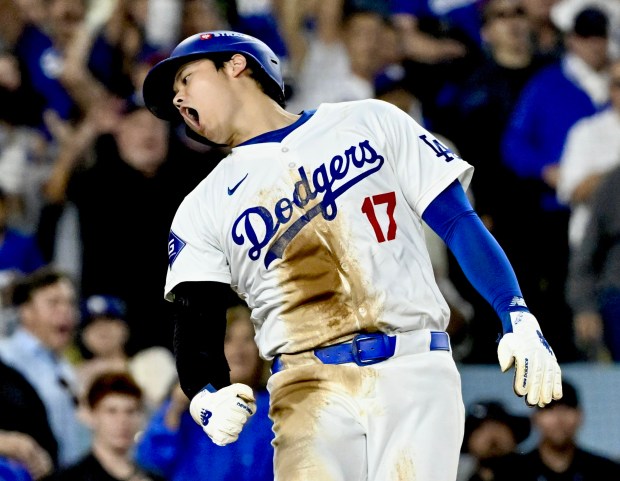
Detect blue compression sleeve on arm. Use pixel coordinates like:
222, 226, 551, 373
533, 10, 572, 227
422, 180, 528, 333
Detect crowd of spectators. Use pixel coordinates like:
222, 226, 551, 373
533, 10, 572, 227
1, 0, 620, 479
458, 380, 620, 480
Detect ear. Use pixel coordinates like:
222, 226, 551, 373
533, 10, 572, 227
228, 53, 249, 78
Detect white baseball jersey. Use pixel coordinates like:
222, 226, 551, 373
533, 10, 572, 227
166, 99, 473, 360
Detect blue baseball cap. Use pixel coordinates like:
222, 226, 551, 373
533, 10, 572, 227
81, 295, 127, 324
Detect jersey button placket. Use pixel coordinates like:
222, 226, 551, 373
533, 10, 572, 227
281, 145, 296, 168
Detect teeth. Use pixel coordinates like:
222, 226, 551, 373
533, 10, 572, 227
188, 108, 199, 122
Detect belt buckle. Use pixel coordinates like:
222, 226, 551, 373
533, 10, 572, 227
351, 332, 390, 366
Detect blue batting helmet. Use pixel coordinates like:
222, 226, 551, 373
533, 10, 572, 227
143, 31, 285, 120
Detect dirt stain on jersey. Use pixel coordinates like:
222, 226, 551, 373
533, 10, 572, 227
274, 211, 383, 352
392, 449, 416, 481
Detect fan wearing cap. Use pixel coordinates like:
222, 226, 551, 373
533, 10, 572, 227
75, 295, 130, 393
521, 380, 620, 480
76, 294, 180, 413
483, 380, 620, 480
458, 400, 531, 481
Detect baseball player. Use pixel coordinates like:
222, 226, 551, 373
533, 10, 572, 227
142, 31, 562, 481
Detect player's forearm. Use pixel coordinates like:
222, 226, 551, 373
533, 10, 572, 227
171, 281, 231, 398
174, 321, 230, 398
423, 181, 527, 333
444, 211, 527, 333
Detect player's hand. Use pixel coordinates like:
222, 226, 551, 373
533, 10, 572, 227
189, 383, 256, 446
497, 312, 562, 407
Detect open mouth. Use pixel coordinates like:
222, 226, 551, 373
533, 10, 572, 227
187, 107, 199, 123
181, 106, 201, 128
55, 325, 74, 340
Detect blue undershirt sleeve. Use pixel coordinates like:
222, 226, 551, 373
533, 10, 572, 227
421, 180, 529, 333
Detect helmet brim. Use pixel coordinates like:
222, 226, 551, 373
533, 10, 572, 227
142, 53, 210, 121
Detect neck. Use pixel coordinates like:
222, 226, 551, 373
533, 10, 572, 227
92, 441, 135, 480
230, 95, 300, 147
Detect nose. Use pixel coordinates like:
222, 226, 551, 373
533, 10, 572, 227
173, 92, 183, 109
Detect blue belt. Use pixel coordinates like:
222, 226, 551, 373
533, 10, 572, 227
271, 331, 450, 374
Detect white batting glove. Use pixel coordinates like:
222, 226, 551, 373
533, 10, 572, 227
497, 311, 563, 407
189, 383, 256, 446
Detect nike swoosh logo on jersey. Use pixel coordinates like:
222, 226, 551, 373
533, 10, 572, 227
228, 173, 249, 195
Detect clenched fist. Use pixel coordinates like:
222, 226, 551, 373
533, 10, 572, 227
189, 383, 256, 446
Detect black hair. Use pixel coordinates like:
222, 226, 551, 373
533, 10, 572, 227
208, 52, 285, 107
11, 266, 72, 306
